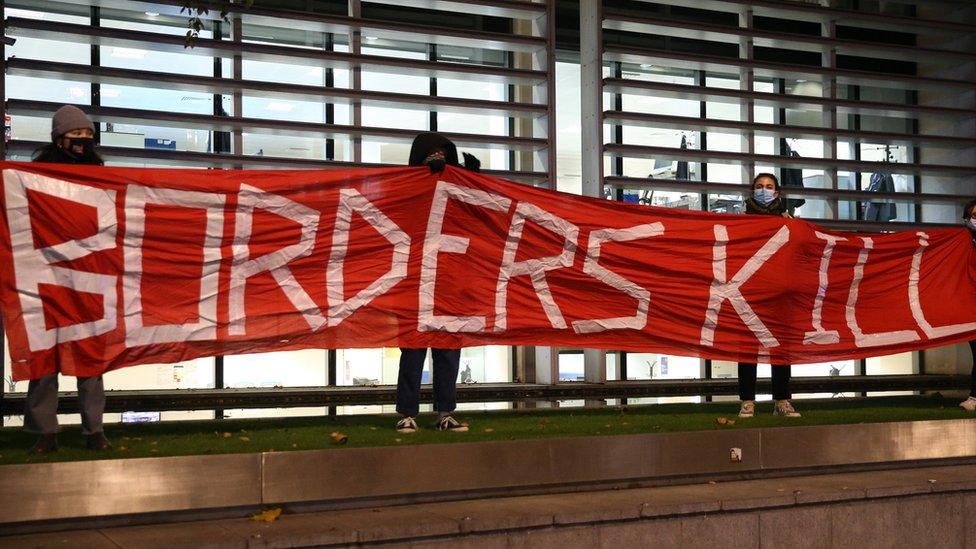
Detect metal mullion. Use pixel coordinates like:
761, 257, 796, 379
349, 0, 362, 163
90, 6, 100, 142
697, 70, 708, 211
325, 32, 335, 161
429, 44, 437, 132
544, 0, 556, 188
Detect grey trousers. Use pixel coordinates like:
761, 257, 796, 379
24, 373, 105, 435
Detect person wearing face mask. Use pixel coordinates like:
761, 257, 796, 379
395, 132, 479, 434
959, 199, 976, 411
737, 173, 800, 418
33, 105, 104, 165
25, 105, 110, 454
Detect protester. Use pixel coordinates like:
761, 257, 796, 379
737, 173, 800, 418
26, 105, 111, 453
395, 132, 479, 433
959, 199, 976, 411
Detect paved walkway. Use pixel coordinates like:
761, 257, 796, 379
5, 463, 976, 548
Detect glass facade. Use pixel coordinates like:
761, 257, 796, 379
0, 0, 972, 426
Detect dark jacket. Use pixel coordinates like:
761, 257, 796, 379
32, 143, 104, 165
744, 195, 787, 217
864, 172, 896, 222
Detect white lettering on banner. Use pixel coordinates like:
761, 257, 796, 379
229, 184, 325, 335
3, 170, 118, 351
803, 231, 846, 345
699, 225, 789, 348
845, 236, 920, 347
909, 231, 976, 338
494, 201, 579, 332
572, 223, 664, 334
419, 181, 511, 332
123, 185, 225, 347
328, 188, 411, 325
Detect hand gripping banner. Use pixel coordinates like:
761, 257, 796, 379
1, 161, 975, 381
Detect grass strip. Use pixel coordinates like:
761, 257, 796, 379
0, 394, 970, 466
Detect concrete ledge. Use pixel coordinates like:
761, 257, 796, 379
1, 418, 975, 527
4, 464, 976, 547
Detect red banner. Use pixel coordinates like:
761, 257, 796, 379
1, 161, 975, 381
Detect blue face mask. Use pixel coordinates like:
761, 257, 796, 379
753, 188, 776, 206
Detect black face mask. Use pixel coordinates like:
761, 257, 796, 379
423, 151, 447, 173
62, 137, 96, 161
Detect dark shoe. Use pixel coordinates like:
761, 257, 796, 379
86, 432, 113, 451
395, 416, 418, 433
29, 433, 58, 455
435, 415, 469, 432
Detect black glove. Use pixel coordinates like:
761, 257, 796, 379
462, 152, 481, 173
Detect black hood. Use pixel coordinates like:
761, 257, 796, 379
408, 132, 459, 167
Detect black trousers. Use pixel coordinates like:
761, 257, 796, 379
970, 340, 976, 397
738, 362, 791, 401
396, 348, 461, 417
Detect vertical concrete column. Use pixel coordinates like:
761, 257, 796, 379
738, 9, 755, 187
348, 0, 362, 163
580, 0, 606, 385
821, 21, 839, 220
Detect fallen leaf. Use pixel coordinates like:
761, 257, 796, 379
369, 426, 378, 431
222, 432, 232, 438
291, 443, 298, 448
716, 417, 736, 426
330, 432, 348, 444
250, 508, 282, 522
395, 438, 402, 442
239, 436, 251, 442
483, 427, 495, 433
603, 424, 611, 428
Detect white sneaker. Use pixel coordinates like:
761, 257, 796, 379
773, 399, 801, 418
960, 397, 976, 411
396, 416, 418, 433
738, 400, 755, 418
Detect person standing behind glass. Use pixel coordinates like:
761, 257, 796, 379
737, 173, 801, 418
395, 132, 479, 433
26, 105, 112, 453
959, 199, 976, 411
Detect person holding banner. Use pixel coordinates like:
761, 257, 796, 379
738, 173, 801, 418
25, 105, 111, 453
959, 199, 976, 411
395, 132, 479, 433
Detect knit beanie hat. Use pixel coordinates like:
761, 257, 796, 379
51, 105, 94, 140
408, 132, 459, 167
